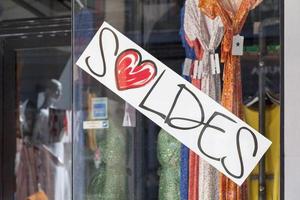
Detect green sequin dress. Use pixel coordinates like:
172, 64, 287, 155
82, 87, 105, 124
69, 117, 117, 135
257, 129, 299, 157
88, 100, 127, 200
157, 129, 181, 200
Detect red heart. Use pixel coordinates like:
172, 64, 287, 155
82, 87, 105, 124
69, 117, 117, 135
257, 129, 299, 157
115, 49, 157, 90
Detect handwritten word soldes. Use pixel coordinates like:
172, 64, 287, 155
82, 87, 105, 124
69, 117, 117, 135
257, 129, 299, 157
76, 22, 271, 185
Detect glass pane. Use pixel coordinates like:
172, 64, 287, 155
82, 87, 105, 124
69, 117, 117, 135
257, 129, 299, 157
0, 0, 70, 22
73, 0, 281, 200
241, 2, 280, 199
16, 46, 72, 199
73, 3, 138, 199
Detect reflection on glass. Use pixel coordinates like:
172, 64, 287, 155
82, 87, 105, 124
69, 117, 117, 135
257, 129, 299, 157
0, 0, 70, 21
15, 47, 71, 200
73, 0, 280, 200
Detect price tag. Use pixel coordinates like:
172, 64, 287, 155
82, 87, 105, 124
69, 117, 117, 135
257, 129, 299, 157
197, 60, 203, 79
210, 54, 216, 74
183, 58, 192, 76
215, 53, 221, 74
193, 60, 199, 79
232, 35, 244, 56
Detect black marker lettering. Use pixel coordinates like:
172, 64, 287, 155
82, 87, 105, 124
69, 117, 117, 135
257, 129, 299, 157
220, 127, 258, 178
198, 112, 237, 161
139, 70, 167, 119
164, 84, 205, 130
85, 27, 119, 77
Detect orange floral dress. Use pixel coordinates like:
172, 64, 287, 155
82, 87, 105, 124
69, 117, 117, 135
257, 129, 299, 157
199, 0, 262, 199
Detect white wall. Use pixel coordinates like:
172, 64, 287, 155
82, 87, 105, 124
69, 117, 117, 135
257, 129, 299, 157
284, 0, 300, 199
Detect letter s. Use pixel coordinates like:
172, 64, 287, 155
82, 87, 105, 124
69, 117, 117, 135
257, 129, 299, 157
221, 127, 258, 179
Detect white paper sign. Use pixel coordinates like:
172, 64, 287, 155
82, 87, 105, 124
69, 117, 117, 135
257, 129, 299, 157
76, 22, 271, 185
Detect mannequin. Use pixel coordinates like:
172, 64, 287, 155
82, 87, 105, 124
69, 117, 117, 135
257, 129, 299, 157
33, 79, 63, 144
32, 79, 71, 200
16, 80, 65, 200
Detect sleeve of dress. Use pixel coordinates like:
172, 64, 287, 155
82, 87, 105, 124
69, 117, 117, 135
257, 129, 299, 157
198, 0, 217, 20
184, 0, 204, 59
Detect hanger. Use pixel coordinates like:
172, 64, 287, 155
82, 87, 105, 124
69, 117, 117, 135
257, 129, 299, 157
76, 0, 84, 9
265, 88, 280, 105
245, 17, 280, 108
245, 88, 280, 107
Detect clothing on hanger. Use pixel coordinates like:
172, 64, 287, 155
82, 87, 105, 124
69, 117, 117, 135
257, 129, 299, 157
244, 104, 280, 200
16, 145, 55, 200
186, 35, 202, 200
101, 121, 127, 200
87, 98, 128, 200
157, 129, 181, 200
184, 0, 224, 100
199, 0, 262, 113
188, 61, 202, 200
184, 0, 224, 198
31, 105, 71, 200
199, 0, 263, 199
188, 146, 199, 200
182, 4, 203, 200
241, 53, 280, 106
182, 0, 223, 199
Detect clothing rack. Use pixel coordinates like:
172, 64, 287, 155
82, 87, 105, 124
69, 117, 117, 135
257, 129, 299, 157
258, 16, 280, 200
258, 20, 266, 200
